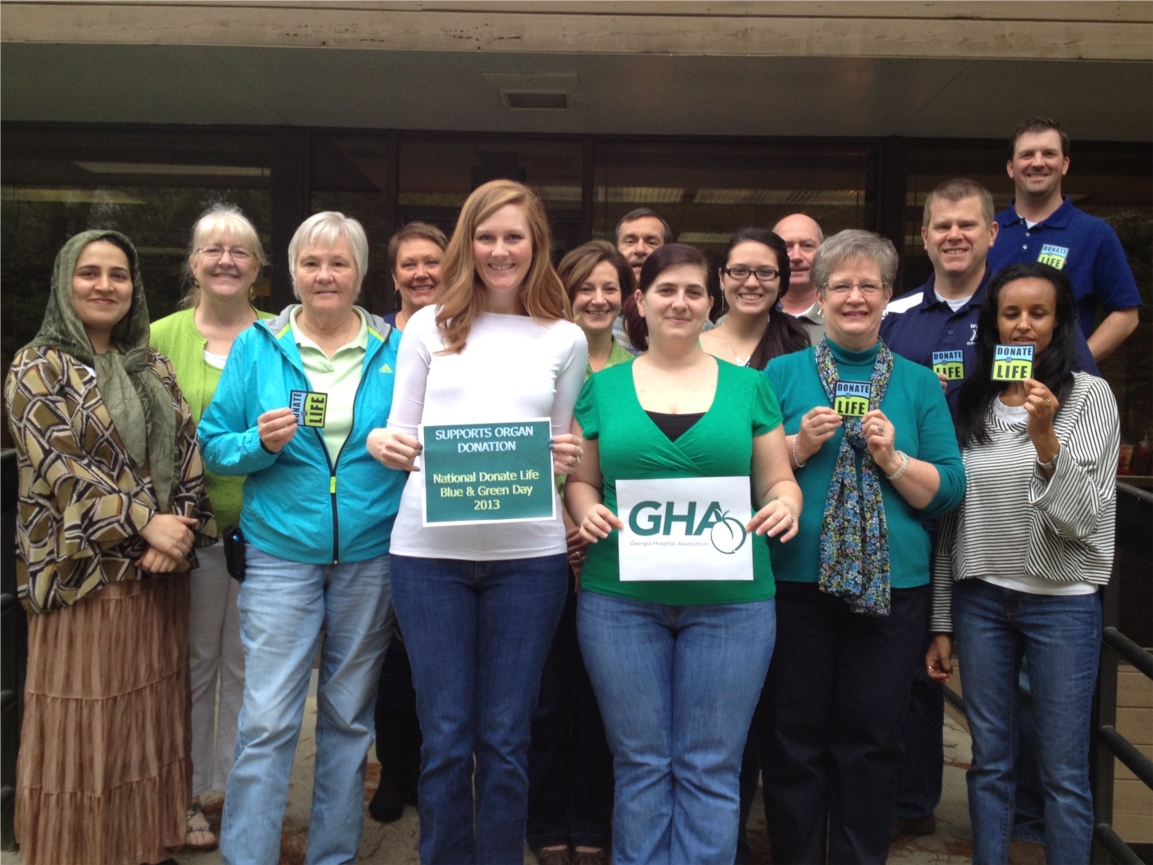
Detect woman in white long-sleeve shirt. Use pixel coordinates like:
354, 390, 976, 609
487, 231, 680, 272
926, 261, 1119, 865
368, 179, 588, 865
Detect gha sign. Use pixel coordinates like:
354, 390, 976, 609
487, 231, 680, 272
615, 476, 754, 581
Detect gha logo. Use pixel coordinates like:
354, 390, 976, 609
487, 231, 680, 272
627, 500, 748, 554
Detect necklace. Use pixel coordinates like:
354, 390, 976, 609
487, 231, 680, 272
720, 319, 754, 367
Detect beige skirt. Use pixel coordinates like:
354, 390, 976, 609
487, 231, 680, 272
15, 575, 192, 865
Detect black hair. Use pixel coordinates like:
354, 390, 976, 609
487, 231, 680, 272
93, 233, 138, 282
625, 243, 709, 352
954, 262, 1079, 447
719, 227, 809, 369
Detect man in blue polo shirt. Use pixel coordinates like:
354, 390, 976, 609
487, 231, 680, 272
881, 178, 1098, 846
988, 116, 1141, 360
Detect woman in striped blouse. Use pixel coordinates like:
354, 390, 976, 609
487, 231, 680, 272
926, 261, 1119, 865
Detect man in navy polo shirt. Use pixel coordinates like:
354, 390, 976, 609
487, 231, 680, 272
988, 116, 1140, 360
881, 178, 1098, 845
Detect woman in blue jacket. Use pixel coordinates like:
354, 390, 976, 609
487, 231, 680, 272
198, 211, 406, 865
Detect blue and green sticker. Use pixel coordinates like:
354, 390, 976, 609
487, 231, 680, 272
932, 350, 964, 381
290, 390, 328, 428
834, 381, 870, 417
992, 345, 1033, 382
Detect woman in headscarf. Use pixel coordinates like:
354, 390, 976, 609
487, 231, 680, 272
5, 229, 216, 865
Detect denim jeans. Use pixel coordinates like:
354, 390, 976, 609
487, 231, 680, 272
952, 579, 1101, 865
526, 568, 614, 851
390, 553, 569, 865
577, 591, 776, 865
221, 545, 393, 865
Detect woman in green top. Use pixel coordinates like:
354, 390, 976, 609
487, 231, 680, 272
150, 203, 271, 852
527, 240, 634, 865
760, 230, 965, 863
565, 243, 802, 865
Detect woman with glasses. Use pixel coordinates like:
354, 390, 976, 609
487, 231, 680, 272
760, 230, 965, 863
700, 227, 809, 371
150, 203, 272, 850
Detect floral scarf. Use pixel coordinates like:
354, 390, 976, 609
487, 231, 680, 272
814, 337, 894, 616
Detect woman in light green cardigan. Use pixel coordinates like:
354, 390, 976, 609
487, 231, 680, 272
150, 203, 271, 852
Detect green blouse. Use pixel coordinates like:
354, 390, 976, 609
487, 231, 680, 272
573, 358, 782, 605
150, 306, 273, 528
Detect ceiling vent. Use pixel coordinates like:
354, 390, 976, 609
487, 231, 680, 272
484, 73, 576, 111
501, 91, 570, 111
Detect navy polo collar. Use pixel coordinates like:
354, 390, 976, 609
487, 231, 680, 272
916, 267, 992, 312
1003, 196, 1074, 229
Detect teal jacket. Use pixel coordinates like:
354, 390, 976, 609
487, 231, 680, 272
198, 305, 405, 565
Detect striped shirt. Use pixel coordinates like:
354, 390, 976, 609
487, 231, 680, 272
931, 372, 1119, 633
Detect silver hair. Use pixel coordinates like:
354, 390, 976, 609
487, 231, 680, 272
288, 211, 369, 298
810, 229, 898, 291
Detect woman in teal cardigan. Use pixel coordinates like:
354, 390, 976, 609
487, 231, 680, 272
761, 230, 965, 864
150, 203, 272, 852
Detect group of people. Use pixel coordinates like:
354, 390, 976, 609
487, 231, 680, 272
4, 115, 1136, 865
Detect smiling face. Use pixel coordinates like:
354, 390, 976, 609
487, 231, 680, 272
922, 195, 998, 284
773, 214, 822, 293
572, 259, 623, 337
71, 240, 134, 351
393, 237, 443, 315
818, 256, 892, 350
1007, 129, 1069, 202
190, 229, 260, 303
997, 276, 1058, 354
720, 241, 781, 319
636, 262, 712, 345
473, 204, 533, 312
617, 216, 667, 279
293, 237, 360, 317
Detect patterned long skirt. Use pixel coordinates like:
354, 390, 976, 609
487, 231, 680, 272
15, 574, 192, 865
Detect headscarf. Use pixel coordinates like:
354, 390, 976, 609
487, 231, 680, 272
814, 336, 895, 616
25, 230, 177, 511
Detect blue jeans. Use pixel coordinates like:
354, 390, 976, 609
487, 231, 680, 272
952, 579, 1101, 865
577, 591, 776, 865
221, 545, 393, 865
391, 553, 568, 865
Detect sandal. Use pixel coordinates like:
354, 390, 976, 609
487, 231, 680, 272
184, 801, 218, 853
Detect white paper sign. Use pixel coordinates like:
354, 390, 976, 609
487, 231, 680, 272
616, 476, 754, 581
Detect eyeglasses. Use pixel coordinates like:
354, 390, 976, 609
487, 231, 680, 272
723, 265, 780, 283
826, 281, 885, 296
197, 245, 253, 262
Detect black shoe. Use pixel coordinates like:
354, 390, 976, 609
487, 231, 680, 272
890, 812, 936, 842
368, 773, 406, 823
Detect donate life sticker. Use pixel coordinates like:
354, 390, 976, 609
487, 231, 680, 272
932, 350, 965, 381
616, 476, 754, 581
290, 390, 328, 428
833, 381, 870, 417
992, 345, 1034, 382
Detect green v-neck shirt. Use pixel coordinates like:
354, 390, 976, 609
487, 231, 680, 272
573, 358, 782, 605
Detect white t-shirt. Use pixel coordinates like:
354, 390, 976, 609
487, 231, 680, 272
387, 305, 589, 560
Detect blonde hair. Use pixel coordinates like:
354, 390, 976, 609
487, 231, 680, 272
436, 180, 571, 354
182, 203, 268, 308
288, 211, 369, 299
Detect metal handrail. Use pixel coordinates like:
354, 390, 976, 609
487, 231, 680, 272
1102, 627, 1153, 679
1098, 725, 1153, 790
